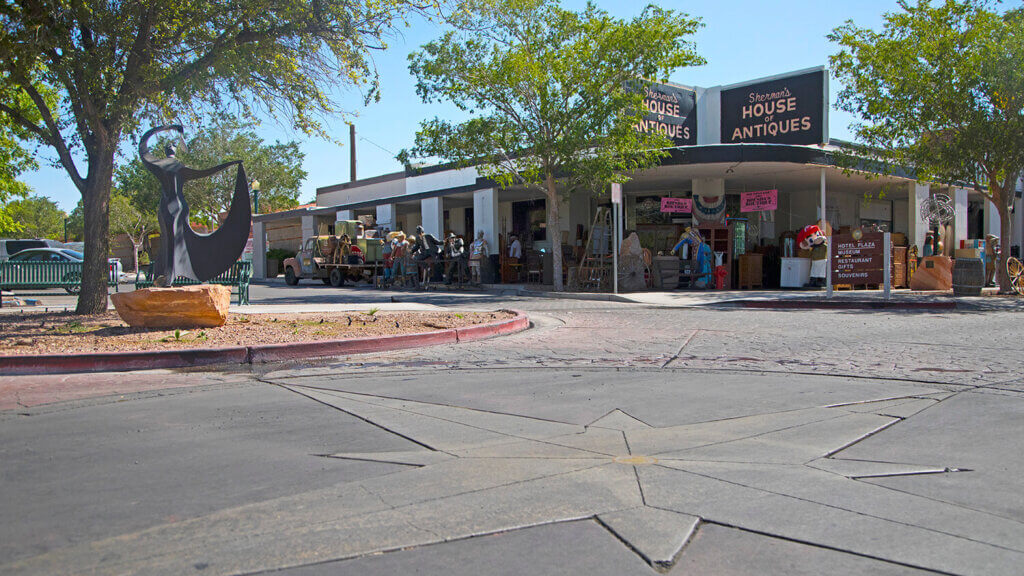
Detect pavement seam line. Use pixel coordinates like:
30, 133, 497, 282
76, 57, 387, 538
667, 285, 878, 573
273, 382, 438, 451
656, 464, 1024, 554
695, 519, 959, 576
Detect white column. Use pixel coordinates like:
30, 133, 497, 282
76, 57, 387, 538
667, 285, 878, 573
822, 168, 832, 296
252, 221, 267, 280
421, 196, 443, 238
301, 214, 315, 241
473, 188, 500, 255
692, 178, 725, 197
336, 209, 353, 222
908, 181, 930, 249
376, 204, 396, 231
983, 197, 1001, 238
953, 187, 969, 250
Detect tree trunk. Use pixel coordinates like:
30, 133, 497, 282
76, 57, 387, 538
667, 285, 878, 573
998, 201, 1013, 294
545, 173, 563, 291
75, 148, 116, 315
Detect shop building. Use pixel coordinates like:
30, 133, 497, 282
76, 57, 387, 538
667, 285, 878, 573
252, 66, 1024, 288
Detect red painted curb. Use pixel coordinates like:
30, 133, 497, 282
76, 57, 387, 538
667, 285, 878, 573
455, 311, 530, 342
0, 347, 249, 376
249, 329, 457, 363
0, 311, 529, 375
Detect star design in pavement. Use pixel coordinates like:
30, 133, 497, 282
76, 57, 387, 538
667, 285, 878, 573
7, 386, 1023, 575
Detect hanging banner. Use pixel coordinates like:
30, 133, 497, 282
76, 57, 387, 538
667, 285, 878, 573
831, 232, 885, 285
740, 189, 778, 212
634, 82, 698, 147
720, 68, 827, 145
660, 197, 692, 213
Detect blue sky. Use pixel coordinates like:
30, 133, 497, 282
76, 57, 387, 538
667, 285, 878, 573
23, 0, 904, 213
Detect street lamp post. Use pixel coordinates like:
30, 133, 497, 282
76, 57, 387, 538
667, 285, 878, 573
251, 179, 261, 215
63, 217, 69, 243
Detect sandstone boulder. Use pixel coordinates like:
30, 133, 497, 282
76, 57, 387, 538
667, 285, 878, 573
909, 256, 953, 291
111, 285, 231, 328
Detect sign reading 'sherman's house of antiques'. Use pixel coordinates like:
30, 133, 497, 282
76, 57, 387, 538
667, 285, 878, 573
634, 82, 697, 146
719, 68, 827, 145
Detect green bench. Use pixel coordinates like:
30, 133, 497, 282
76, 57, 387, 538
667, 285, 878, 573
0, 261, 118, 297
134, 261, 252, 305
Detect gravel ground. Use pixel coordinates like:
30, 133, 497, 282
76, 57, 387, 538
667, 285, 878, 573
0, 310, 515, 356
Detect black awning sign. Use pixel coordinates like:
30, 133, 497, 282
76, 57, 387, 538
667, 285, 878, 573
635, 83, 697, 146
720, 70, 826, 145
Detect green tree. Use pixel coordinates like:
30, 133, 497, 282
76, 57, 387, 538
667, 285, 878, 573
115, 118, 306, 227
0, 1, 451, 313
402, 0, 703, 290
830, 0, 1024, 293
0, 84, 42, 235
4, 195, 66, 239
108, 193, 158, 274
65, 200, 85, 242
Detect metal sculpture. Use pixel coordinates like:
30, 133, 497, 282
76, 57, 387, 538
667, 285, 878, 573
920, 193, 955, 226
139, 125, 252, 287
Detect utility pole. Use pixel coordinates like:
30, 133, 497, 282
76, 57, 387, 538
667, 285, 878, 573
350, 124, 357, 182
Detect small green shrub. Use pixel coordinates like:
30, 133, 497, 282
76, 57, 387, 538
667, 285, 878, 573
267, 248, 296, 261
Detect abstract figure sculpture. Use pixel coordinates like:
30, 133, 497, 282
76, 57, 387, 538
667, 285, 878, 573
139, 125, 252, 287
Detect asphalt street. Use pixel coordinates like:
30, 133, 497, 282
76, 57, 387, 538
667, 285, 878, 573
1, 284, 1023, 575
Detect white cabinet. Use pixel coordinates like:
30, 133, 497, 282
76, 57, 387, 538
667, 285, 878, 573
780, 257, 811, 288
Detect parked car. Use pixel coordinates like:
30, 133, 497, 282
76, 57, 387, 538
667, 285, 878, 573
6, 248, 123, 293
0, 238, 65, 262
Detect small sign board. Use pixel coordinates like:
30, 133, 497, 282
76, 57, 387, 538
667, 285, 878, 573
660, 197, 693, 213
611, 183, 622, 204
831, 232, 885, 285
740, 189, 778, 212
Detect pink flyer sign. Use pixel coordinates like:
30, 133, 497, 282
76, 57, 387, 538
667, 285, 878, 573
741, 189, 778, 212
660, 197, 692, 213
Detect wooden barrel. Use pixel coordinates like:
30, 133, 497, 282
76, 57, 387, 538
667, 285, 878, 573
952, 257, 985, 296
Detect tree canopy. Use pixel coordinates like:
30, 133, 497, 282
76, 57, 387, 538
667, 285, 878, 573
115, 119, 307, 226
402, 0, 704, 290
830, 0, 1024, 291
0, 0, 453, 313
4, 195, 66, 239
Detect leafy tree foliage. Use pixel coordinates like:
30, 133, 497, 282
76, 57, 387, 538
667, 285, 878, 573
830, 0, 1024, 292
0, 84, 44, 235
4, 195, 66, 239
0, 0, 451, 313
115, 118, 307, 227
402, 0, 703, 290
108, 193, 157, 274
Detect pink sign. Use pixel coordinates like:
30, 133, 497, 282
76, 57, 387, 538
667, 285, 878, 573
741, 189, 778, 212
660, 197, 692, 213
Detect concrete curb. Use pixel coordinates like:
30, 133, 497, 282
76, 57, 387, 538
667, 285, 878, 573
735, 300, 957, 310
0, 310, 529, 376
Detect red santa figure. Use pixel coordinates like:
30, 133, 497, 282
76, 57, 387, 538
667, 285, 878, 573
797, 224, 828, 288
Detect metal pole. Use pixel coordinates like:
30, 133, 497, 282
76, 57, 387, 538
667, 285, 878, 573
822, 168, 833, 298
611, 183, 621, 294
613, 202, 619, 294
883, 232, 892, 300
350, 124, 357, 182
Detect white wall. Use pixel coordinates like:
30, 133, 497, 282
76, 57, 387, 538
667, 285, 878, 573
406, 167, 480, 195
318, 178, 405, 207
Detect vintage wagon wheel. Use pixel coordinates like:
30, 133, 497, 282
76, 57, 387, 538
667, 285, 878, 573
1008, 257, 1024, 295
619, 256, 647, 292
